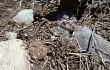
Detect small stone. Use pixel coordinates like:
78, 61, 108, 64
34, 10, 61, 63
0, 21, 1, 24
7, 8, 14, 12
5, 32, 17, 39
12, 9, 34, 25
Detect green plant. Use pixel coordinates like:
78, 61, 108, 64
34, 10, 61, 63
19, 0, 46, 10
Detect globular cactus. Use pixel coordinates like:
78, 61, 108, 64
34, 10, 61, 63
28, 39, 48, 60
56, 14, 77, 33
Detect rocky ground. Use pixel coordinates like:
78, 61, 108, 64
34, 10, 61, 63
0, 0, 110, 70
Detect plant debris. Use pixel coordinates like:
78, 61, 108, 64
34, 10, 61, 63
0, 0, 110, 70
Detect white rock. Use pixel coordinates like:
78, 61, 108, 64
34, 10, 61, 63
0, 33, 30, 70
5, 32, 17, 39
12, 9, 34, 25
7, 8, 14, 12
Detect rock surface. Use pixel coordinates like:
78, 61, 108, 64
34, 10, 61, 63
71, 26, 110, 61
12, 9, 34, 25
0, 39, 30, 70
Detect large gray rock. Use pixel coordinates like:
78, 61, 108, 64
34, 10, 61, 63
71, 26, 110, 61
